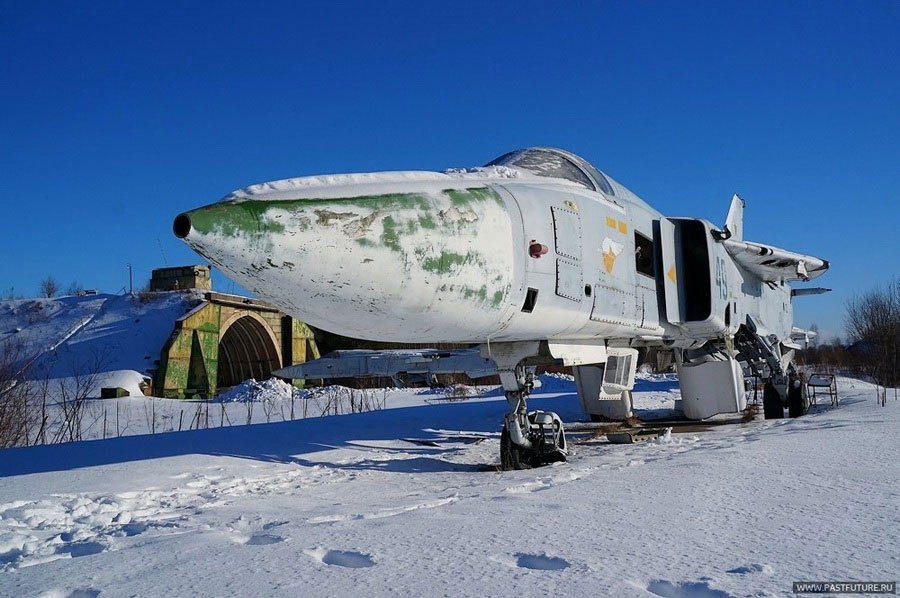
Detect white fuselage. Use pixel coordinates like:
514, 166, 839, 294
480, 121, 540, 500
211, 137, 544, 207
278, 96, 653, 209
175, 167, 794, 347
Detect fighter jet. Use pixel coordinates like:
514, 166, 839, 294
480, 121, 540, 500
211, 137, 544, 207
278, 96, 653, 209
174, 147, 829, 469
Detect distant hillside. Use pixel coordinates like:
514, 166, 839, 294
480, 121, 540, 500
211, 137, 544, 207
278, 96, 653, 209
0, 291, 204, 380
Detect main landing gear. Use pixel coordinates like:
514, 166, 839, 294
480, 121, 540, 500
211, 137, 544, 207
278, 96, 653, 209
762, 369, 809, 419
734, 324, 809, 420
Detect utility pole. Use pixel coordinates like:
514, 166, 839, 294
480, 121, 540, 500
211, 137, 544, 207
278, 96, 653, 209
126, 264, 133, 295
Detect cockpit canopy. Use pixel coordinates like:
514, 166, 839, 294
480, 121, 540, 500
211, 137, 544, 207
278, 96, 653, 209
485, 147, 614, 196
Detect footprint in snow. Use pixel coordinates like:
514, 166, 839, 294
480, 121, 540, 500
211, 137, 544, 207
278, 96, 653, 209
304, 547, 376, 568
227, 516, 288, 545
514, 553, 570, 570
121, 522, 148, 537
55, 541, 105, 558
646, 579, 735, 598
726, 563, 773, 575
233, 533, 284, 546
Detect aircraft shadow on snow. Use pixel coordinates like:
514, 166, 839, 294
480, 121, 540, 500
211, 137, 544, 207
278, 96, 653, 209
0, 393, 589, 477
1, 376, 849, 477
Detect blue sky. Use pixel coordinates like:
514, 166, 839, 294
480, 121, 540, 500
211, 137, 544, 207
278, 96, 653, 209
1, 1, 897, 339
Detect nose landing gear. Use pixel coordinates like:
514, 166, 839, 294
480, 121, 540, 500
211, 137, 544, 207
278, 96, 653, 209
499, 364, 567, 470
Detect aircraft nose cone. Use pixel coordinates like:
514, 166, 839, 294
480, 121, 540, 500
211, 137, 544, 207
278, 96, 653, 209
173, 187, 520, 342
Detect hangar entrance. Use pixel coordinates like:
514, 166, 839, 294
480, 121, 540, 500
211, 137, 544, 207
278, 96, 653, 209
216, 315, 282, 389
153, 285, 321, 399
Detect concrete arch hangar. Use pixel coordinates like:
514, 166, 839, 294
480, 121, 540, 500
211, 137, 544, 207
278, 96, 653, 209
153, 292, 320, 398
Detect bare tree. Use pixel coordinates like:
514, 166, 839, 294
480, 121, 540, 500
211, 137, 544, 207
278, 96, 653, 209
65, 281, 84, 296
39, 276, 59, 298
0, 339, 33, 448
52, 347, 110, 444
443, 383, 472, 401
818, 337, 846, 374
845, 279, 900, 404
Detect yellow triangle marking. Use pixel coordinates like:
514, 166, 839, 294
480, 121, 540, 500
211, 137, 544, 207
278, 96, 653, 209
603, 250, 617, 273
667, 264, 677, 283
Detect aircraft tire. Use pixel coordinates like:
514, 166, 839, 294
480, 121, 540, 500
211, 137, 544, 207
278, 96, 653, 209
788, 378, 808, 418
500, 425, 530, 470
763, 382, 784, 419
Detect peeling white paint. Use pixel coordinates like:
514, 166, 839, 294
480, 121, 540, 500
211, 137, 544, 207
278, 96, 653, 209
438, 206, 478, 224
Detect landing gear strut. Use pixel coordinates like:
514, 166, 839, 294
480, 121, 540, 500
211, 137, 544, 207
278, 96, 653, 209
734, 324, 809, 420
499, 364, 567, 470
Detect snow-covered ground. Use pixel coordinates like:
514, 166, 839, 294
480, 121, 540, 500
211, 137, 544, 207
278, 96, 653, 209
0, 375, 896, 597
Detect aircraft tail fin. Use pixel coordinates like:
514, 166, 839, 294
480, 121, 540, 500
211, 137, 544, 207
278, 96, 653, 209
725, 194, 744, 241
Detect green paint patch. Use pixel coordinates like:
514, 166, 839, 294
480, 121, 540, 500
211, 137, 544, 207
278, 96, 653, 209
343, 192, 431, 211
418, 214, 437, 229
187, 192, 436, 239
381, 216, 401, 252
188, 201, 286, 238
420, 251, 485, 274
279, 192, 432, 212
491, 290, 505, 307
441, 187, 504, 208
462, 285, 488, 302
355, 238, 377, 247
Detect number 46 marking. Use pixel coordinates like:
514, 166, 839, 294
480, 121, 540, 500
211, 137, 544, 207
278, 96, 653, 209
715, 256, 729, 300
